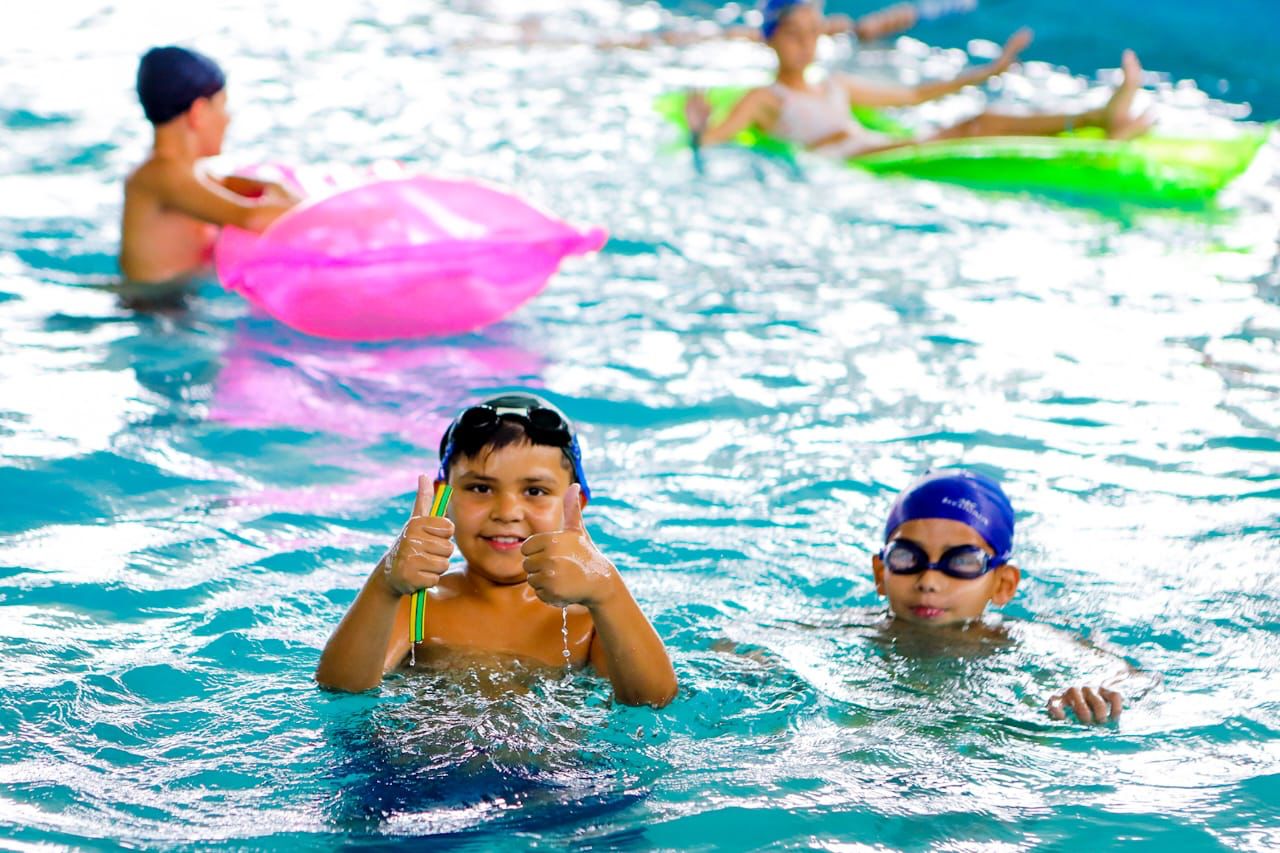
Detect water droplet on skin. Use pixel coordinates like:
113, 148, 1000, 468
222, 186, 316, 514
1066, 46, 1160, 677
561, 607, 571, 669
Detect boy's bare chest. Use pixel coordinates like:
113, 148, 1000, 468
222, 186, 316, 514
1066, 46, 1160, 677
423, 597, 593, 667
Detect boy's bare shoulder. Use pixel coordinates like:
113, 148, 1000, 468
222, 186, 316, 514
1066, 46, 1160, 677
125, 155, 198, 198
430, 571, 471, 601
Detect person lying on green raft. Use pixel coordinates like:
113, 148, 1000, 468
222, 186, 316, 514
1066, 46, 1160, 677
685, 0, 1152, 159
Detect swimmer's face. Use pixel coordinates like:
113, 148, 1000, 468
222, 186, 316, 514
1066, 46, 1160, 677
871, 518, 1020, 627
446, 440, 577, 585
191, 89, 230, 157
768, 5, 822, 71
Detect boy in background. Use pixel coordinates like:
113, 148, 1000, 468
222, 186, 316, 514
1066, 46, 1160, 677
873, 469, 1131, 724
120, 46, 297, 285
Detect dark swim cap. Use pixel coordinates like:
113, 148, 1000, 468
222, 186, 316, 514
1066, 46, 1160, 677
136, 46, 226, 125
760, 0, 817, 40
437, 393, 591, 500
883, 470, 1016, 566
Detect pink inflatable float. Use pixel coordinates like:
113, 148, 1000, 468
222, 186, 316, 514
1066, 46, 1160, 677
215, 169, 607, 341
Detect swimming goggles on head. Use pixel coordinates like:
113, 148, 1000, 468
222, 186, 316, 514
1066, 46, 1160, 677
880, 538, 997, 580
436, 397, 591, 499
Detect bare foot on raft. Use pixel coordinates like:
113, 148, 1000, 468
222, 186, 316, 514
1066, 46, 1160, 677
1106, 50, 1155, 140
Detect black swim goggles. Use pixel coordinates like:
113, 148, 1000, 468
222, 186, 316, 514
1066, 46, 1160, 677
436, 396, 591, 499
879, 538, 997, 580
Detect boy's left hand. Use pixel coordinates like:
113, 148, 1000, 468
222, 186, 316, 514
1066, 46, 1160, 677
522, 484, 619, 608
1047, 685, 1123, 724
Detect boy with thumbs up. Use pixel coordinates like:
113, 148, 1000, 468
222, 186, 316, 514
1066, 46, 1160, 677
316, 393, 678, 708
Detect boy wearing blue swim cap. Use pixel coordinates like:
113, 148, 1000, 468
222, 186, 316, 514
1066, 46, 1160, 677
875, 470, 1127, 724
316, 393, 678, 708
120, 46, 299, 286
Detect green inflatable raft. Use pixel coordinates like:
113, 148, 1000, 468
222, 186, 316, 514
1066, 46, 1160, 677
656, 88, 1271, 204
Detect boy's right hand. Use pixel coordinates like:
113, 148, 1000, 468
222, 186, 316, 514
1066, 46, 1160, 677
382, 474, 454, 596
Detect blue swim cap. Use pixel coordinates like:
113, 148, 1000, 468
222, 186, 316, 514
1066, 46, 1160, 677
136, 46, 226, 125
883, 470, 1016, 566
437, 393, 591, 501
760, 0, 815, 40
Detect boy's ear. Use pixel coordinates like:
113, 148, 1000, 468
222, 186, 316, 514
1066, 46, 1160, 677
186, 94, 218, 130
871, 554, 887, 596
990, 564, 1021, 606
185, 97, 205, 128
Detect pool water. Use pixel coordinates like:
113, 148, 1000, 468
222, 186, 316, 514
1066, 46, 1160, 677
2, 0, 1279, 848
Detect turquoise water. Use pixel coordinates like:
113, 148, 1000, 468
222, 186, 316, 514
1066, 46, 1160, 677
3, 1, 1280, 849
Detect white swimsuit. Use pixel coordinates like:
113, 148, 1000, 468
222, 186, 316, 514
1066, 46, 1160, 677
769, 77, 898, 158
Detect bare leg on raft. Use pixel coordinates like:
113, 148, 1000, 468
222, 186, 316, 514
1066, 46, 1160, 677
845, 50, 1154, 158
930, 49, 1154, 142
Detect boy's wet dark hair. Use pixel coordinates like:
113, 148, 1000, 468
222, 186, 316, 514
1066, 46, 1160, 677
437, 394, 591, 498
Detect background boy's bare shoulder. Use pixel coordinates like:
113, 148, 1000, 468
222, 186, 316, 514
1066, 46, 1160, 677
124, 155, 195, 199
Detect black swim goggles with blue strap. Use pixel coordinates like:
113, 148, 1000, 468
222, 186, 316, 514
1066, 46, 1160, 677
879, 538, 998, 580
436, 396, 591, 500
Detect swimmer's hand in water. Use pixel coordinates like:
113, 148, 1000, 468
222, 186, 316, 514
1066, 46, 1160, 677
382, 474, 454, 596
1047, 685, 1123, 724
685, 90, 711, 140
522, 484, 618, 608
993, 28, 1033, 73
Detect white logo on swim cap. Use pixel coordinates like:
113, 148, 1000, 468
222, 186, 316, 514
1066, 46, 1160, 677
941, 496, 988, 527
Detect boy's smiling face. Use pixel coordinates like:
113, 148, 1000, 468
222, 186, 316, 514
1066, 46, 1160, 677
872, 518, 1020, 626
446, 440, 575, 585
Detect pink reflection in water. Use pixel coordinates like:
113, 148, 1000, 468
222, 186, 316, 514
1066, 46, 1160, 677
209, 321, 546, 514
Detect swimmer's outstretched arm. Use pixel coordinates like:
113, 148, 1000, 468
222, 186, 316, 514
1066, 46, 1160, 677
840, 28, 1032, 107
633, 5, 919, 48
463, 2, 920, 51
684, 87, 777, 148
140, 159, 296, 232
522, 486, 678, 708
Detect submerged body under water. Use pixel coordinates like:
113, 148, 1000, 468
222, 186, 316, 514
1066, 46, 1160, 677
1, 0, 1279, 848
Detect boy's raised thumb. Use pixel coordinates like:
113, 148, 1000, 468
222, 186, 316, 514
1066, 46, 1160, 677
562, 483, 585, 532
411, 474, 432, 517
